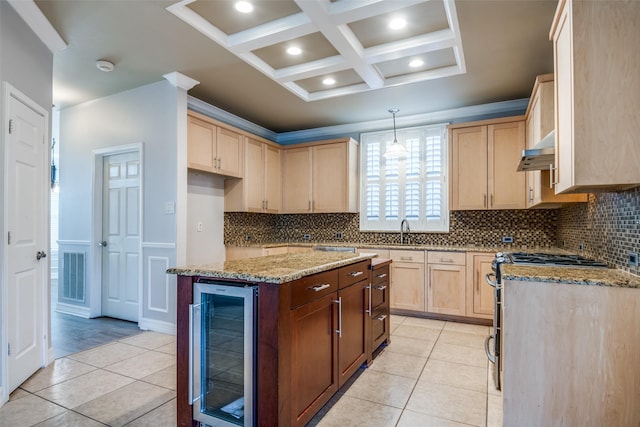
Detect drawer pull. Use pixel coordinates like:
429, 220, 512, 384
376, 314, 388, 322
400, 256, 413, 261
376, 273, 387, 279
440, 258, 454, 263
375, 285, 387, 291
309, 283, 331, 292
349, 271, 364, 277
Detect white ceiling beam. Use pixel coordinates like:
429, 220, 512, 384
166, 1, 228, 46
329, 0, 429, 25
274, 55, 348, 82
363, 30, 456, 64
7, 0, 67, 53
295, 0, 384, 89
307, 82, 372, 101
383, 65, 463, 87
227, 13, 316, 53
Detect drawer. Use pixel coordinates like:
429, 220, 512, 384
427, 251, 466, 265
338, 260, 370, 288
371, 265, 389, 286
390, 250, 425, 264
371, 308, 389, 349
371, 280, 388, 310
291, 269, 338, 309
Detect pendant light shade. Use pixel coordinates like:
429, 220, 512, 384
383, 108, 408, 159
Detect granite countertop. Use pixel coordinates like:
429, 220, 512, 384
501, 264, 640, 289
167, 251, 376, 284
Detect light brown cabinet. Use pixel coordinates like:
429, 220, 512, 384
524, 74, 587, 208
427, 251, 466, 316
465, 252, 494, 320
389, 250, 425, 312
550, 0, 640, 193
450, 117, 526, 210
282, 138, 358, 213
187, 111, 243, 178
225, 137, 282, 213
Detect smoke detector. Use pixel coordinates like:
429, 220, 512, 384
96, 60, 115, 72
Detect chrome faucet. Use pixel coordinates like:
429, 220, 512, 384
400, 218, 411, 245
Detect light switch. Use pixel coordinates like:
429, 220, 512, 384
197, 222, 203, 232
164, 202, 175, 214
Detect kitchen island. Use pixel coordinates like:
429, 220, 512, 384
500, 265, 640, 426
168, 251, 384, 427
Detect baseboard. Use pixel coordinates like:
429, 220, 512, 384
55, 302, 91, 318
0, 386, 7, 409
47, 347, 55, 365
138, 317, 176, 335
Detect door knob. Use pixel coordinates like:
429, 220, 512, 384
36, 251, 47, 260
98, 241, 107, 247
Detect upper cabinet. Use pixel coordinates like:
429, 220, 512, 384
187, 111, 243, 178
450, 117, 526, 210
550, 0, 640, 193
225, 137, 282, 213
282, 138, 358, 213
525, 74, 587, 208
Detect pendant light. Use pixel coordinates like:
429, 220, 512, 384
383, 108, 408, 159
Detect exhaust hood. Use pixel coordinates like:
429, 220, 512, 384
517, 130, 555, 171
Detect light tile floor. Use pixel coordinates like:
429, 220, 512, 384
0, 316, 502, 427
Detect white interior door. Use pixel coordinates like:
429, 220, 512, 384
6, 90, 47, 391
101, 152, 140, 322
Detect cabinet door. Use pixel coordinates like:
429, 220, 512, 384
187, 116, 216, 172
488, 121, 526, 209
244, 138, 266, 212
466, 253, 494, 319
337, 280, 368, 387
282, 147, 312, 213
451, 126, 488, 210
264, 144, 282, 213
312, 143, 347, 212
389, 262, 425, 311
290, 293, 338, 426
216, 127, 243, 177
427, 264, 466, 316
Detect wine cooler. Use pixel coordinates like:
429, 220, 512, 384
190, 280, 257, 426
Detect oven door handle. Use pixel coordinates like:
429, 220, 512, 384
485, 335, 496, 364
485, 272, 497, 288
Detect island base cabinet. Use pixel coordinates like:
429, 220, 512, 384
290, 293, 338, 427
337, 280, 369, 387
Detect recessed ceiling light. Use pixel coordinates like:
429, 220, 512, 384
234, 1, 254, 13
287, 46, 302, 56
96, 59, 114, 72
389, 17, 407, 30
409, 59, 424, 68
322, 78, 336, 86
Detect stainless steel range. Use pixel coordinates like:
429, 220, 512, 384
484, 251, 608, 390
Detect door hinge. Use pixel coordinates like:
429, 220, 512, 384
7, 231, 10, 245
8, 119, 13, 134
7, 343, 11, 356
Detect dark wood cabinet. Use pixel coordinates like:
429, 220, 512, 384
337, 276, 369, 387
369, 260, 391, 361
290, 292, 338, 426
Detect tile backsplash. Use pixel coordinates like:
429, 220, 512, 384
225, 209, 557, 249
556, 187, 640, 274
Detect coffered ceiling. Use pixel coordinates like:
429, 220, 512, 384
32, 0, 558, 133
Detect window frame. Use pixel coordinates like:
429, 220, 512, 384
359, 123, 449, 233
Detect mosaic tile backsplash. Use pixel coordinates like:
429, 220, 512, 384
556, 187, 640, 275
225, 209, 557, 249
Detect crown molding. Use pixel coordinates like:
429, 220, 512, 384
163, 72, 199, 91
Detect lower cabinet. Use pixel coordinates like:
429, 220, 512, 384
369, 261, 391, 359
465, 252, 494, 320
427, 251, 466, 316
389, 250, 426, 311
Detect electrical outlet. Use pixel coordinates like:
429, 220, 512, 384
628, 252, 639, 266
245, 234, 251, 241
303, 234, 312, 240
579, 243, 585, 251
502, 236, 514, 243
335, 232, 343, 240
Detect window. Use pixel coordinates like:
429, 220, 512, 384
359, 124, 449, 232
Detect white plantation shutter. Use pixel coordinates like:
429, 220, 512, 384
359, 124, 449, 232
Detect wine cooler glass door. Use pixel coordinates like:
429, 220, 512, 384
192, 283, 256, 427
